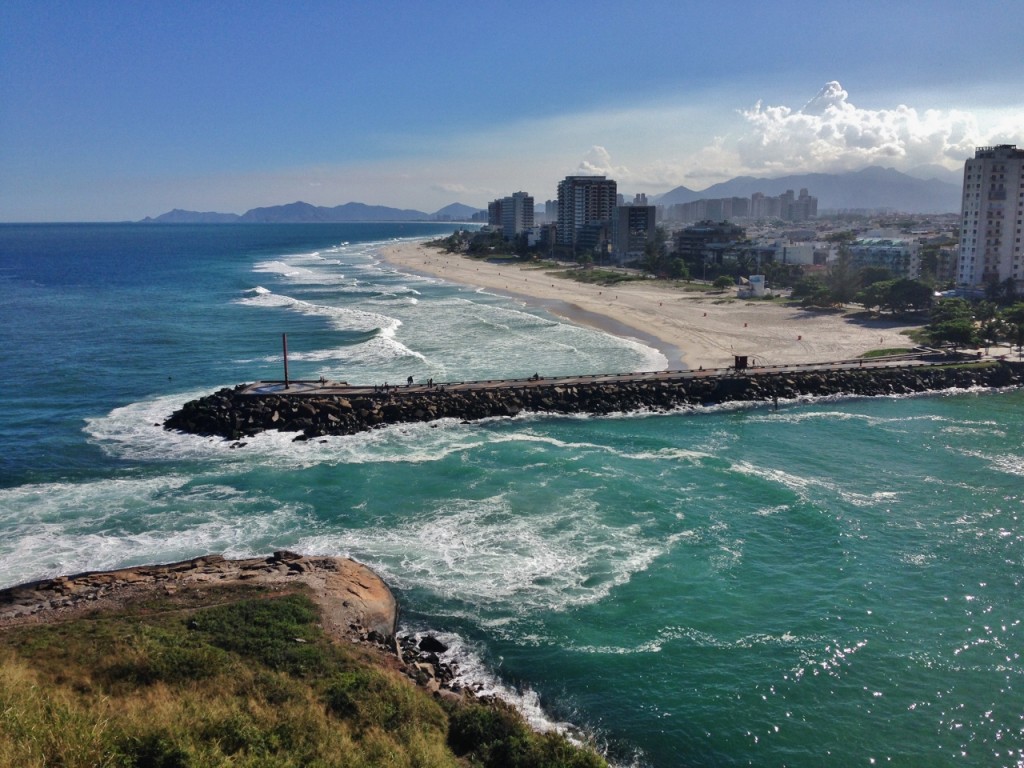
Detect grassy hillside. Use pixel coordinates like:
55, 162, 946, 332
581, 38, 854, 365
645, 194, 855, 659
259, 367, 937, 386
0, 582, 605, 767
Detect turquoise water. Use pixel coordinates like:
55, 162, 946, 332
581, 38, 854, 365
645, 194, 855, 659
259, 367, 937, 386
1, 224, 1022, 766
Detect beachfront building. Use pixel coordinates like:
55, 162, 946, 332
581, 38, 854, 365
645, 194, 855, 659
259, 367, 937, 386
487, 199, 503, 228
486, 192, 535, 241
501, 192, 534, 240
848, 238, 920, 279
675, 221, 745, 262
612, 204, 657, 263
957, 145, 1024, 293
556, 175, 617, 254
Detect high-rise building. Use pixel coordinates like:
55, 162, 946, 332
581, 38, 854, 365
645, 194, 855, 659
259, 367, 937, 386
784, 189, 818, 221
501, 191, 534, 240
487, 199, 503, 228
486, 191, 534, 240
957, 145, 1024, 291
556, 175, 617, 251
612, 204, 656, 262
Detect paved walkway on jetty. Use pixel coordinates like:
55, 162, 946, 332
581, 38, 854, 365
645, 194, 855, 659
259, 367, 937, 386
241, 352, 979, 398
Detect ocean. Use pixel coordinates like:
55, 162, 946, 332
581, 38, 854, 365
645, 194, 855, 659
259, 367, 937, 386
1, 222, 1022, 767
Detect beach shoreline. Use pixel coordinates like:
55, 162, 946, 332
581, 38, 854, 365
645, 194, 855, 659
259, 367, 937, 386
379, 240, 922, 370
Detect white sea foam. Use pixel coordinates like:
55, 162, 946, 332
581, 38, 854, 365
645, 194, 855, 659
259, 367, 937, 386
729, 459, 902, 509
84, 392, 493, 467
235, 285, 401, 334
291, 490, 665, 624
570, 625, 814, 655
400, 628, 582, 738
252, 257, 349, 286
954, 448, 1024, 476
0, 475, 307, 588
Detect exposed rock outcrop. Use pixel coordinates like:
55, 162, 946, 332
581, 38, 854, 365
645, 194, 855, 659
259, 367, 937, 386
0, 551, 397, 640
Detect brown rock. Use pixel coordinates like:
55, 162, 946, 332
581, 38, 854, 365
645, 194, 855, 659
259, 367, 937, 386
0, 552, 397, 642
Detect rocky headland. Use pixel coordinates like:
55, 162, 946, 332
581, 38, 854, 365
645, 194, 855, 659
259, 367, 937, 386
0, 554, 606, 765
0, 551, 469, 699
164, 362, 1024, 442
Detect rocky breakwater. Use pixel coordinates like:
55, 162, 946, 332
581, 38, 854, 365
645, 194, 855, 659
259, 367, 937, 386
164, 362, 1024, 442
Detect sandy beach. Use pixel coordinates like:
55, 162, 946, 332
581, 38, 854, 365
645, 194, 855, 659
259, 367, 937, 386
380, 241, 921, 370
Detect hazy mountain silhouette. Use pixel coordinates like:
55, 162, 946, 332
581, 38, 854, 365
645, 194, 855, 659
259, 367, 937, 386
142, 201, 484, 223
656, 167, 960, 213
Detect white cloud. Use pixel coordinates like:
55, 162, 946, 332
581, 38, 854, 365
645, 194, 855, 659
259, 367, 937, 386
474, 81, 1024, 197
726, 81, 986, 177
52, 83, 1024, 219
575, 145, 630, 177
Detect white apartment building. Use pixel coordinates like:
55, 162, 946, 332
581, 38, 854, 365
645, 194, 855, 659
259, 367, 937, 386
848, 238, 920, 278
501, 191, 534, 240
957, 145, 1024, 291
556, 175, 617, 251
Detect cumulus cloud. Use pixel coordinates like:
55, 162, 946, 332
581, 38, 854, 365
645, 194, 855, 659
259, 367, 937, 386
572, 146, 699, 191
575, 145, 630, 177
730, 80, 982, 176
569, 83, 1004, 193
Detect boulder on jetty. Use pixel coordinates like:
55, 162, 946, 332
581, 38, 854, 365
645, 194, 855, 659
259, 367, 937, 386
164, 362, 1024, 442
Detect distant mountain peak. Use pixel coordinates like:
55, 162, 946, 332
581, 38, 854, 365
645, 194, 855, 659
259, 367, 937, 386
655, 166, 961, 213
141, 200, 483, 224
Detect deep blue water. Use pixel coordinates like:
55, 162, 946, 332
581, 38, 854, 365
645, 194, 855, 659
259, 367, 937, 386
1, 223, 1022, 767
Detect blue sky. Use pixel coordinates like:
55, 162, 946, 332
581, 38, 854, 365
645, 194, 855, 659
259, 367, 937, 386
2, 0, 1023, 221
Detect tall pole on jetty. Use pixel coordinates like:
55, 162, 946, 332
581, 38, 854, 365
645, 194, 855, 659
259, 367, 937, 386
282, 333, 290, 389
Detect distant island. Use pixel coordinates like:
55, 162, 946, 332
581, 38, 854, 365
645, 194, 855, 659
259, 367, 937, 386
140, 201, 484, 224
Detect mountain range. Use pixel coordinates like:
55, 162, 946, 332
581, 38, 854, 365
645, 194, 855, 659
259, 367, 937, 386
140, 201, 483, 224
141, 166, 963, 223
654, 166, 961, 213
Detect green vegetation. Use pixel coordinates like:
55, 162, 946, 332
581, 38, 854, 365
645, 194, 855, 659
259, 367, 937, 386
860, 348, 915, 358
712, 275, 734, 291
0, 587, 606, 768
918, 298, 1024, 352
556, 268, 644, 286
640, 227, 689, 279
855, 277, 933, 314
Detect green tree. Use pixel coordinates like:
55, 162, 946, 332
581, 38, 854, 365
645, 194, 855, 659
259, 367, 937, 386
792, 275, 827, 300
1000, 278, 1018, 304
668, 258, 689, 280
974, 300, 998, 322
641, 227, 671, 275
931, 297, 974, 324
928, 319, 979, 350
826, 247, 861, 304
858, 266, 894, 287
856, 280, 892, 312
713, 275, 734, 290
886, 278, 933, 313
918, 244, 941, 284
979, 318, 1009, 349
1000, 302, 1024, 327
801, 285, 835, 308
999, 303, 1024, 357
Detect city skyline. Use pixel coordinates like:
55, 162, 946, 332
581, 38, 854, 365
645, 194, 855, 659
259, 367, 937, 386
3, 0, 1024, 221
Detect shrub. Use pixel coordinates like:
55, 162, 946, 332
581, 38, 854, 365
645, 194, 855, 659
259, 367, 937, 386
186, 595, 329, 676
325, 667, 446, 737
448, 700, 605, 768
